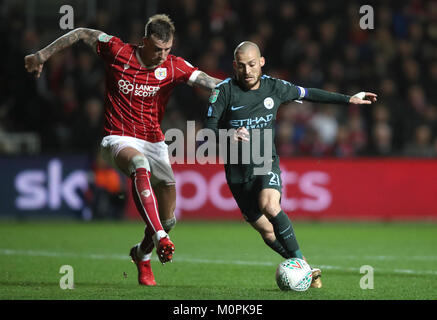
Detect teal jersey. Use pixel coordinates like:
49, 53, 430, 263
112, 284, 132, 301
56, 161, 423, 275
205, 75, 305, 183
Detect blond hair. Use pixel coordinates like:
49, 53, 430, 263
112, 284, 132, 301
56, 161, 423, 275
145, 14, 175, 42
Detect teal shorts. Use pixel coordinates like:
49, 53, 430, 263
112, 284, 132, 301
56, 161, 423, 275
228, 166, 282, 223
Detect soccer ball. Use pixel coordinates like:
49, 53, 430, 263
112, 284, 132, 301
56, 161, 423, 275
275, 258, 313, 291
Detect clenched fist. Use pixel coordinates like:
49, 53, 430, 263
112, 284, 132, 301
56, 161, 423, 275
24, 53, 44, 78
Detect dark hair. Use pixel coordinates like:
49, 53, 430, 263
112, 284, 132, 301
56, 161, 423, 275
145, 14, 175, 42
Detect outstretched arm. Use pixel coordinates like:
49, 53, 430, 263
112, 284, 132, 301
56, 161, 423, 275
302, 88, 377, 105
191, 71, 223, 90
24, 28, 103, 78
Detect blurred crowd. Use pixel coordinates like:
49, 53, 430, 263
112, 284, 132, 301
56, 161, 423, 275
1, 0, 437, 158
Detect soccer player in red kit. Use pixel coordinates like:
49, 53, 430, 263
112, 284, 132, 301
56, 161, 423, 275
24, 14, 222, 286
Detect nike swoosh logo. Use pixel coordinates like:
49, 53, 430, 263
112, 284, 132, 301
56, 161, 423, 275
231, 105, 246, 111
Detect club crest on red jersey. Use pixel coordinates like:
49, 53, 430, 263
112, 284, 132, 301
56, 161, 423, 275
155, 68, 167, 80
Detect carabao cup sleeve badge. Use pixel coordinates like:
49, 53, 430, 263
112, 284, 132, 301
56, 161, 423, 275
209, 89, 220, 103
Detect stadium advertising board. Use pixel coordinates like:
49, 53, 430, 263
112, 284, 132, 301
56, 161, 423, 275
125, 158, 437, 221
1, 156, 436, 220
0, 156, 90, 219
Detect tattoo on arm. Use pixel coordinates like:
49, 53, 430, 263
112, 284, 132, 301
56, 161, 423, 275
37, 28, 102, 63
192, 72, 222, 90
81, 28, 102, 49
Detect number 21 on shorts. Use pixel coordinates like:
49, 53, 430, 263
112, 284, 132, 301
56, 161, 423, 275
268, 172, 280, 186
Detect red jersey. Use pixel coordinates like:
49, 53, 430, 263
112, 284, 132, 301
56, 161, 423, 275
96, 34, 200, 142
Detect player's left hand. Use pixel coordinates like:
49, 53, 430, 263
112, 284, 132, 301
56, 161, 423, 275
349, 92, 377, 104
233, 127, 250, 142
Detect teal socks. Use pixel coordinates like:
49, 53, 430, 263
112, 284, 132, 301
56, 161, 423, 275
269, 210, 303, 259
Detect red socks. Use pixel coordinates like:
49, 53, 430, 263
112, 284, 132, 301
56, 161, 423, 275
131, 168, 164, 235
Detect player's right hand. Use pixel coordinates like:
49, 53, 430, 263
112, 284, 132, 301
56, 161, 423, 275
24, 53, 44, 78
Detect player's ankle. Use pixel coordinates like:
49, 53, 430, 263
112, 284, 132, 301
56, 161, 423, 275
136, 244, 152, 261
152, 230, 168, 247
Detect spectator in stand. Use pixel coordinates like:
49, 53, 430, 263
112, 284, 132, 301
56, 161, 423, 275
276, 121, 295, 157
2, 1, 435, 158
347, 106, 367, 155
367, 122, 396, 156
309, 105, 339, 155
71, 97, 104, 154
403, 124, 436, 157
334, 124, 355, 157
85, 153, 126, 220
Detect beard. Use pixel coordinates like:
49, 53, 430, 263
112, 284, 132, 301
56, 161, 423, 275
237, 72, 262, 90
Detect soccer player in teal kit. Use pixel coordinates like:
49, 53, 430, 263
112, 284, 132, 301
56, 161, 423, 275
205, 41, 377, 288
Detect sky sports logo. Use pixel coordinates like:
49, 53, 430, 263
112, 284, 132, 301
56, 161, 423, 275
118, 80, 160, 97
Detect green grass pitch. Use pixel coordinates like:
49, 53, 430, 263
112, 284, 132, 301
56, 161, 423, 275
0, 220, 436, 300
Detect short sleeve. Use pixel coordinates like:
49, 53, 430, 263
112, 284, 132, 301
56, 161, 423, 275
96, 34, 124, 63
172, 56, 200, 84
204, 80, 230, 135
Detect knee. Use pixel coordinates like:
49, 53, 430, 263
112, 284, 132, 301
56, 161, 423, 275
259, 201, 281, 219
128, 155, 150, 174
161, 216, 176, 232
